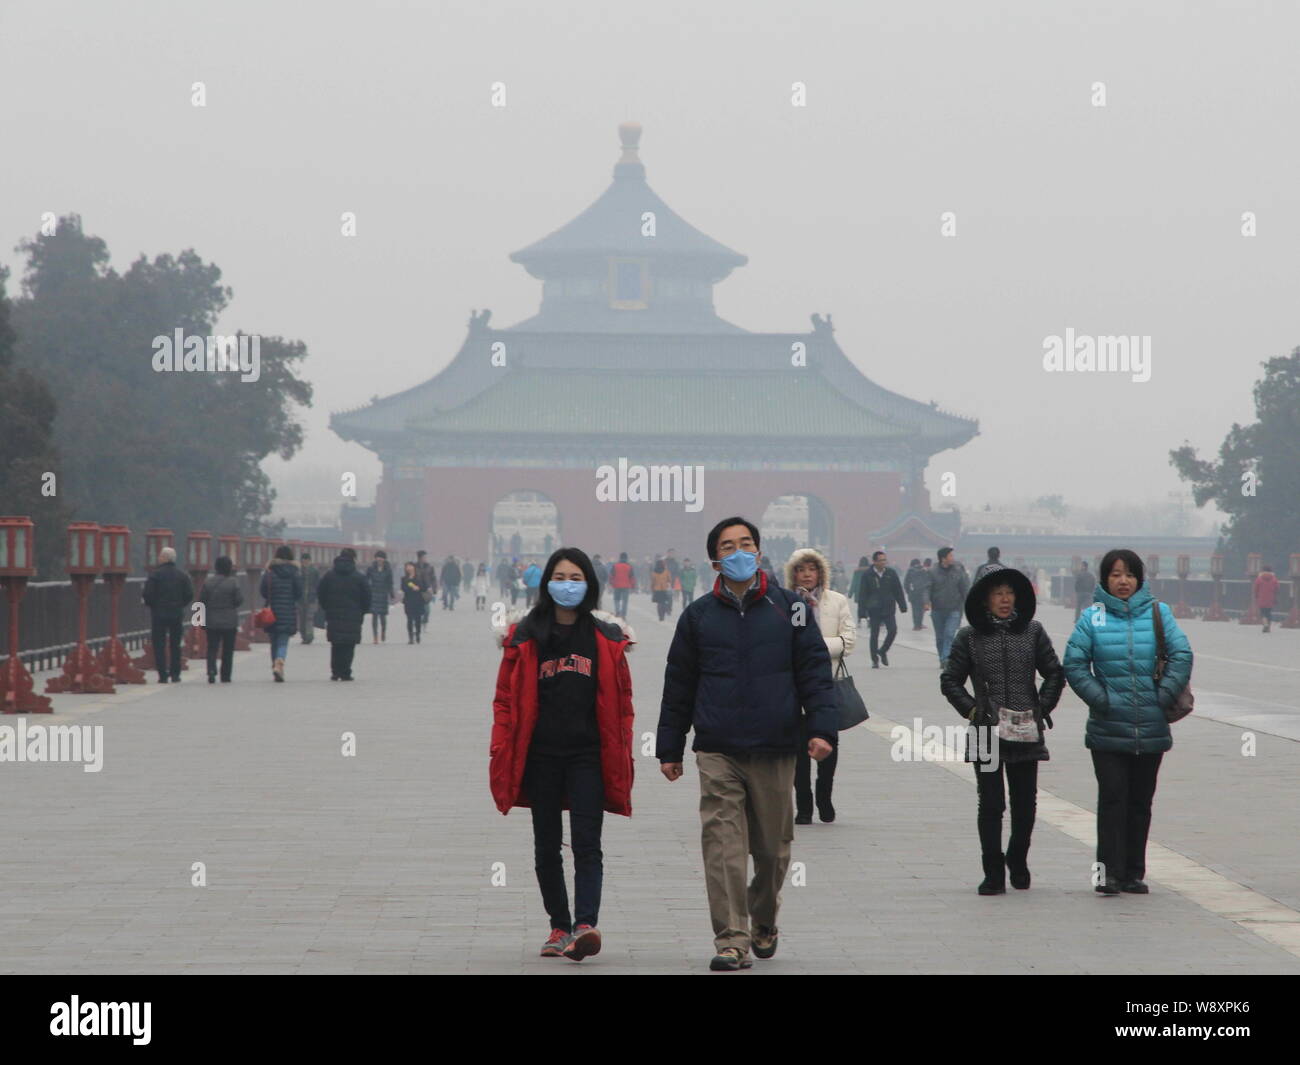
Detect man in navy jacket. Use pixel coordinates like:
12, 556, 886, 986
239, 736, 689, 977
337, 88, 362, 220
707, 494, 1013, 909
657, 516, 837, 971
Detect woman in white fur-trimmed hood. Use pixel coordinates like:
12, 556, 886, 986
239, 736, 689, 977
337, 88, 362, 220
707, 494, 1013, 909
784, 548, 856, 825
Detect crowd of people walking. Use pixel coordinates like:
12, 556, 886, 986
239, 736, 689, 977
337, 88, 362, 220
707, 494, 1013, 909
485, 518, 1199, 972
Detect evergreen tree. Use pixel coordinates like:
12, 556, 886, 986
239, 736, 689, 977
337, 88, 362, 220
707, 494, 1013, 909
1170, 348, 1300, 574
9, 215, 312, 567
0, 265, 68, 575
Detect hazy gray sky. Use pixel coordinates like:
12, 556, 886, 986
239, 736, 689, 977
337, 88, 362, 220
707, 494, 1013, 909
5, 0, 1295, 516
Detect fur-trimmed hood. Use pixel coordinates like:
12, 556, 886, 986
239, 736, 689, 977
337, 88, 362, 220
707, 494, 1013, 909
783, 548, 831, 590
493, 607, 636, 649
964, 563, 1036, 633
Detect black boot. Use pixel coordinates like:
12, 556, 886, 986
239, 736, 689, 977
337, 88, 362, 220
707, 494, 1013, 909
1006, 851, 1031, 890
978, 852, 1006, 895
815, 778, 835, 823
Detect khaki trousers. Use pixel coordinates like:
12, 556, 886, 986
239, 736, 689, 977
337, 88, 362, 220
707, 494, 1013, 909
696, 751, 797, 954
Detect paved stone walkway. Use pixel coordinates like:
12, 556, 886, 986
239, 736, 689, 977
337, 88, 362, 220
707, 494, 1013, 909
1, 593, 1297, 973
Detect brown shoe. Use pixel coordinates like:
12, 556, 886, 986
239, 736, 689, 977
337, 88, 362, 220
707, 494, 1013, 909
752, 926, 778, 959
272, 658, 285, 682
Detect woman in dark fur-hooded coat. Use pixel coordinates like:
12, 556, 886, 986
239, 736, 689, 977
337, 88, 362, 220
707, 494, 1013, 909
940, 564, 1064, 895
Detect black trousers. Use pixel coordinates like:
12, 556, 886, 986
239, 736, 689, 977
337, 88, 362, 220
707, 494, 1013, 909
794, 725, 838, 817
612, 588, 630, 616
151, 618, 183, 679
330, 641, 357, 679
370, 611, 387, 639
205, 627, 236, 681
405, 611, 422, 641
523, 747, 605, 932
1091, 750, 1163, 882
867, 608, 898, 660
975, 759, 1038, 875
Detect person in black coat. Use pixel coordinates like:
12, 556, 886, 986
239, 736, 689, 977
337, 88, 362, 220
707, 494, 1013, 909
366, 552, 395, 642
940, 564, 1064, 895
400, 562, 428, 644
856, 551, 907, 667
316, 549, 372, 680
141, 547, 194, 683
259, 545, 303, 682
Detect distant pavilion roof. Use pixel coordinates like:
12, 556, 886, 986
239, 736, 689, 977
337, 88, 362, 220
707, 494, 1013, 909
331, 124, 978, 463
510, 122, 747, 278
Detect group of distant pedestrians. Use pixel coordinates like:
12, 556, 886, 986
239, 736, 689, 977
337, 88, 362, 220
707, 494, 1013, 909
139, 544, 483, 684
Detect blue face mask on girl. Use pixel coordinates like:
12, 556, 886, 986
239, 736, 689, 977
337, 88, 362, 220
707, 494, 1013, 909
716, 549, 758, 582
548, 580, 587, 608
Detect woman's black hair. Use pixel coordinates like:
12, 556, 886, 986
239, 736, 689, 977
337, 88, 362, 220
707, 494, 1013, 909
1099, 548, 1145, 590
404, 561, 416, 574
528, 547, 601, 644
214, 555, 234, 577
618, 551, 629, 562
858, 555, 870, 567
654, 559, 665, 572
274, 544, 293, 561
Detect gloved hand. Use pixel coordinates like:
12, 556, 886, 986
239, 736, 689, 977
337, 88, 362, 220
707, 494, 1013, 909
1042, 712, 1054, 730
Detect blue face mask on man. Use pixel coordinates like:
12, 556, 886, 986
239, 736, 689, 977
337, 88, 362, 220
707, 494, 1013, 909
716, 549, 758, 582
548, 580, 587, 608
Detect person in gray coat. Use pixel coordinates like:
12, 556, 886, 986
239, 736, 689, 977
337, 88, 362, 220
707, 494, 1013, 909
200, 555, 244, 683
929, 547, 970, 668
903, 558, 931, 631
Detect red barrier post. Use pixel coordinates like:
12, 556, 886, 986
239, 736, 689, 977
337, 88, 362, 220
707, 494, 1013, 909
46, 522, 115, 694
95, 524, 145, 684
0, 517, 53, 713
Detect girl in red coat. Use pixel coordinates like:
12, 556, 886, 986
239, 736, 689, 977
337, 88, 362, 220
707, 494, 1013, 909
490, 547, 635, 962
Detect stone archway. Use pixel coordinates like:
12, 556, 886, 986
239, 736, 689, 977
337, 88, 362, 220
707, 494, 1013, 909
490, 490, 561, 562
760, 493, 835, 567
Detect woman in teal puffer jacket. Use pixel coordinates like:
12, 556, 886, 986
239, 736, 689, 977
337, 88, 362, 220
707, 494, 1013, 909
1064, 548, 1192, 897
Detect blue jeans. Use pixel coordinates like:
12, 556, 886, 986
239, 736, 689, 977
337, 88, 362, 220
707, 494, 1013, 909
932, 609, 962, 663
269, 632, 290, 661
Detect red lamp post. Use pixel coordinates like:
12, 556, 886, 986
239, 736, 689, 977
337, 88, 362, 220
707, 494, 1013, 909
1203, 553, 1228, 621
1173, 554, 1193, 618
133, 528, 175, 672
1283, 554, 1300, 629
0, 517, 53, 713
46, 522, 115, 694
94, 524, 145, 684
243, 537, 270, 644
1239, 553, 1262, 624
144, 528, 173, 570
184, 531, 213, 657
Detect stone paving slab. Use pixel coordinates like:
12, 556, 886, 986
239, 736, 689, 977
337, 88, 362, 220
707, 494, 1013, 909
0, 591, 1296, 974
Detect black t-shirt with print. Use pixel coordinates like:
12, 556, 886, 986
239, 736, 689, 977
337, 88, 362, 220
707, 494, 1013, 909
530, 616, 600, 756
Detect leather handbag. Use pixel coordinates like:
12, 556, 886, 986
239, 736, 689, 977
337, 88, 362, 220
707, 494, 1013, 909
833, 657, 869, 730
1151, 599, 1194, 722
253, 605, 276, 629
